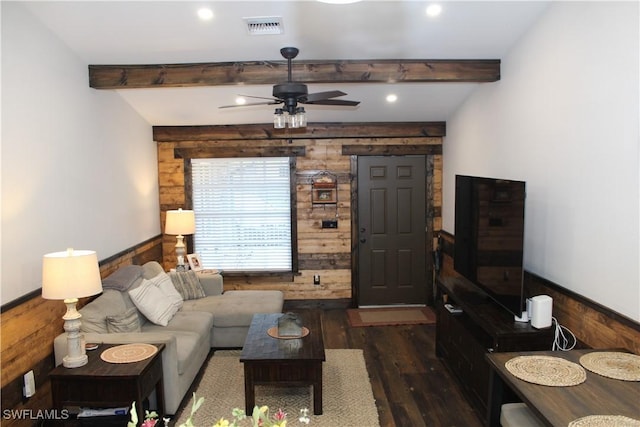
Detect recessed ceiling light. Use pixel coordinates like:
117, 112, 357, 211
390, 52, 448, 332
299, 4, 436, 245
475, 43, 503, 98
197, 8, 214, 21
235, 97, 247, 106
386, 94, 398, 103
426, 4, 442, 17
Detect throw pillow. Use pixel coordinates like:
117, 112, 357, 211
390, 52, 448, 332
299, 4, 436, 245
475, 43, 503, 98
106, 307, 142, 333
101, 265, 143, 291
128, 279, 180, 326
79, 290, 129, 334
169, 271, 206, 300
150, 272, 184, 309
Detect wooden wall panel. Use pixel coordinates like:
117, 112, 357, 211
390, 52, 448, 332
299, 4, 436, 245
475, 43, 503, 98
525, 274, 640, 355
432, 155, 443, 208
438, 231, 640, 355
155, 122, 444, 301
0, 237, 162, 427
223, 269, 352, 300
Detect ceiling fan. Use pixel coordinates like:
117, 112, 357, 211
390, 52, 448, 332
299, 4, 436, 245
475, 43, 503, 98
220, 47, 360, 128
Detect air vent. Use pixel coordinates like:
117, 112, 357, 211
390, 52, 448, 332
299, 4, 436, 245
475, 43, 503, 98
244, 16, 284, 35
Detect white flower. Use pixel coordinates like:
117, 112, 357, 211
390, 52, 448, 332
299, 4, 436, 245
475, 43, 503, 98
298, 408, 311, 425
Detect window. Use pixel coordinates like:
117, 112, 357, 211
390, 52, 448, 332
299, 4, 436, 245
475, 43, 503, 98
191, 157, 293, 272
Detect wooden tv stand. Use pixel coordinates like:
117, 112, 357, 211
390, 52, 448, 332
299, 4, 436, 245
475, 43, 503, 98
435, 275, 554, 419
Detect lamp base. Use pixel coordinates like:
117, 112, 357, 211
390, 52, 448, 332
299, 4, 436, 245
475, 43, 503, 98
63, 353, 88, 368
62, 298, 88, 368
175, 235, 187, 271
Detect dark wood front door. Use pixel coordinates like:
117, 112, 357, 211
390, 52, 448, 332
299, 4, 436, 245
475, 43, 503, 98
357, 156, 427, 305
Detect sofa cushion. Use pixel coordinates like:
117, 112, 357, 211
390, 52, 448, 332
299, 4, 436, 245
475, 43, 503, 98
129, 278, 182, 326
169, 271, 206, 300
142, 261, 165, 279
140, 328, 201, 376
106, 307, 142, 333
150, 310, 213, 341
79, 290, 129, 333
181, 290, 284, 328
101, 265, 142, 291
142, 311, 213, 374
217, 290, 284, 327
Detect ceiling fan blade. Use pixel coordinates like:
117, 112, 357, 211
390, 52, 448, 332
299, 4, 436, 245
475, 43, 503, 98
239, 94, 281, 101
219, 100, 281, 109
301, 90, 348, 102
304, 99, 361, 106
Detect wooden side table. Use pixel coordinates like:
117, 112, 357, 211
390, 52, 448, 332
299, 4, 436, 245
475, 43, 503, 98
50, 343, 165, 424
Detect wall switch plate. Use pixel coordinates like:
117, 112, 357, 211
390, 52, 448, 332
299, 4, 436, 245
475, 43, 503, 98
23, 370, 35, 398
322, 220, 338, 229
313, 274, 320, 285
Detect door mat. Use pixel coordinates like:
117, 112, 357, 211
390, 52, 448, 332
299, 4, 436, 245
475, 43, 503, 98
347, 306, 436, 327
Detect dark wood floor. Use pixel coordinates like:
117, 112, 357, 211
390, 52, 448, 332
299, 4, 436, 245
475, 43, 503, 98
316, 308, 484, 427
174, 308, 484, 427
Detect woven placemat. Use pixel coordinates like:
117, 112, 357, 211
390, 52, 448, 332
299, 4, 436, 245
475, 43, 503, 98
579, 351, 640, 381
505, 355, 586, 386
568, 415, 640, 426
267, 326, 310, 340
100, 343, 158, 364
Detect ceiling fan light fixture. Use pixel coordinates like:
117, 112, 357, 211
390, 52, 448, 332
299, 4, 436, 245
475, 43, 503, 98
274, 108, 286, 129
221, 46, 359, 128
288, 113, 300, 129
296, 107, 307, 128
273, 107, 308, 129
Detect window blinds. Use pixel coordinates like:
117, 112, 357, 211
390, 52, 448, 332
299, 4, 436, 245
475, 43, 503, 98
191, 157, 292, 272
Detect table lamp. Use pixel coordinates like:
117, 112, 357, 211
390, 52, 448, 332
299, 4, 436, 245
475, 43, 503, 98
42, 248, 103, 368
165, 208, 195, 271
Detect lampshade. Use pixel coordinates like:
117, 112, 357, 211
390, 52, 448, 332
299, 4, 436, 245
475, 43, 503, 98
165, 208, 196, 235
42, 249, 102, 300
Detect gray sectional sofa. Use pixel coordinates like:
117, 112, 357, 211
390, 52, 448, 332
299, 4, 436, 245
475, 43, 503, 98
53, 261, 284, 415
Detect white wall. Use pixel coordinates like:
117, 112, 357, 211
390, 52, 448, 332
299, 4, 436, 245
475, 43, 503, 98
1, 3, 160, 304
444, 2, 639, 320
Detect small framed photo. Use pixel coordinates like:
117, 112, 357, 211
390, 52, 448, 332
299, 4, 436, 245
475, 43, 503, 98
187, 253, 203, 271
313, 188, 337, 204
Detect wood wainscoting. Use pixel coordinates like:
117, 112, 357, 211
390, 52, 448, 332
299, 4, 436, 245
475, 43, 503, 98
437, 231, 640, 354
154, 122, 444, 303
0, 236, 162, 427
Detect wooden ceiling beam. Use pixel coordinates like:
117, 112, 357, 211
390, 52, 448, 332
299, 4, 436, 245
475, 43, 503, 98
89, 59, 500, 89
152, 122, 446, 142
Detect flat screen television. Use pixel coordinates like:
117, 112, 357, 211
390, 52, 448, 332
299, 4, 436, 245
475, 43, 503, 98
454, 175, 526, 318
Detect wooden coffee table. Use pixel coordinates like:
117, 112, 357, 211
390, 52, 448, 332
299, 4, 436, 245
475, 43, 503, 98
240, 312, 325, 415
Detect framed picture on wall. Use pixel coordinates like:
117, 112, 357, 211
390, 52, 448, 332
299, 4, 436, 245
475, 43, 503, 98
313, 188, 336, 203
187, 253, 203, 271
